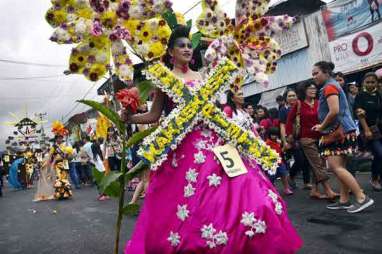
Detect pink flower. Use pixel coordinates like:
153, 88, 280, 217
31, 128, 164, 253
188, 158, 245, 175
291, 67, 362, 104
116, 87, 140, 113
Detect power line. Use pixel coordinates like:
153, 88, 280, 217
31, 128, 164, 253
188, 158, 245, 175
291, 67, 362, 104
183, 1, 201, 15
0, 59, 66, 68
0, 75, 64, 81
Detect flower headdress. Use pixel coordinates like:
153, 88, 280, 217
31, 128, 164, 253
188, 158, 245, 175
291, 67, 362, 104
51, 120, 69, 136
46, 0, 175, 82
197, 0, 295, 90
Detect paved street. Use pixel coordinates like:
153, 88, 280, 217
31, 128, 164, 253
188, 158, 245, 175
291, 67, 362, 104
0, 173, 381, 254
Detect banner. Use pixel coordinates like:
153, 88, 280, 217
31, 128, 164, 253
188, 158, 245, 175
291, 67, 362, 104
274, 20, 309, 56
322, 0, 382, 41
329, 22, 382, 73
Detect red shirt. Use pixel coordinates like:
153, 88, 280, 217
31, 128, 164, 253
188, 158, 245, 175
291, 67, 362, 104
266, 139, 283, 156
286, 100, 320, 139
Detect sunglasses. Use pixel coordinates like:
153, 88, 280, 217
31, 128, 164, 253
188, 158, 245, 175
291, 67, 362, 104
175, 42, 193, 49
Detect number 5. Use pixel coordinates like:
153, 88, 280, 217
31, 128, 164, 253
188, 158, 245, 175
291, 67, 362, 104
220, 151, 234, 168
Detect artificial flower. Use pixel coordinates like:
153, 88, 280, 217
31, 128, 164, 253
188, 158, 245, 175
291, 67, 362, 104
115, 87, 140, 113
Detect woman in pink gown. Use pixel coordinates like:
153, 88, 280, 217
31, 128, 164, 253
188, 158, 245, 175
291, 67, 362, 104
124, 25, 302, 254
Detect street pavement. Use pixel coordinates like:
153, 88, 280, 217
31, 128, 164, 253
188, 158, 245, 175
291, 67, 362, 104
0, 173, 380, 254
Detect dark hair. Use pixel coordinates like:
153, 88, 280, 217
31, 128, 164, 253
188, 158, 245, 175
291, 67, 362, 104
314, 61, 335, 77
226, 90, 237, 114
296, 80, 316, 100
283, 88, 297, 101
268, 108, 279, 120
162, 25, 201, 71
107, 126, 118, 142
244, 103, 253, 109
276, 95, 284, 102
335, 72, 344, 78
268, 127, 280, 137
362, 72, 378, 83
255, 105, 269, 119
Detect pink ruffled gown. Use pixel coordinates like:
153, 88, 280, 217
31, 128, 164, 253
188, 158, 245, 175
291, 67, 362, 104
125, 81, 302, 254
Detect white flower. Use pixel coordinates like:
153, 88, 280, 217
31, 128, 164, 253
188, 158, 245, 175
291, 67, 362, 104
206, 240, 216, 249
245, 230, 255, 238
184, 183, 195, 198
186, 168, 198, 183
207, 173, 222, 187
119, 64, 133, 80
194, 151, 206, 164
268, 190, 278, 203
275, 202, 283, 215
240, 212, 256, 227
66, 13, 76, 22
253, 220, 267, 234
195, 140, 207, 150
214, 231, 228, 245
129, 5, 143, 19
167, 231, 181, 247
74, 18, 88, 34
135, 43, 149, 56
201, 129, 212, 138
95, 52, 108, 63
176, 204, 189, 221
201, 224, 216, 239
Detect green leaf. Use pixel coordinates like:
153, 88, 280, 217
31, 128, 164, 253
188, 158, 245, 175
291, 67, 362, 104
126, 127, 157, 148
137, 80, 154, 103
104, 181, 121, 198
162, 10, 178, 29
186, 19, 192, 31
191, 32, 202, 49
100, 171, 122, 193
78, 100, 125, 134
92, 167, 104, 186
122, 203, 140, 216
125, 161, 148, 182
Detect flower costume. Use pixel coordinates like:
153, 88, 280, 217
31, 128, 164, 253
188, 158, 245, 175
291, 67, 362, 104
50, 121, 74, 200
46, 0, 302, 252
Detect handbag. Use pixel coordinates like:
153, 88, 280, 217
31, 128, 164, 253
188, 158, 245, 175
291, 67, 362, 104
293, 100, 302, 139
320, 124, 345, 146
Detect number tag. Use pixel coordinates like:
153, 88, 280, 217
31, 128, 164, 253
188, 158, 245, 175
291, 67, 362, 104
63, 159, 69, 170
213, 144, 247, 177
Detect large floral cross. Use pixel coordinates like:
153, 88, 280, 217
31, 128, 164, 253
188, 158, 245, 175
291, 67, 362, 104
139, 59, 279, 174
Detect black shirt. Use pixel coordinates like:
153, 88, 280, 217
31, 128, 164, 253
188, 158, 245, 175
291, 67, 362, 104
354, 91, 382, 127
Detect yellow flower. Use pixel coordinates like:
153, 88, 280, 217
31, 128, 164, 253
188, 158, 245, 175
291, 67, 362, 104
148, 41, 165, 60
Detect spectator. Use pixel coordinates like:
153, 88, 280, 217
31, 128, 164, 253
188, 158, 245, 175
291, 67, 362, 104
280, 88, 312, 189
276, 95, 286, 110
286, 81, 338, 199
312, 61, 374, 213
244, 103, 255, 121
346, 82, 359, 118
224, 90, 258, 135
266, 127, 293, 195
335, 72, 346, 88
104, 127, 122, 172
354, 72, 382, 191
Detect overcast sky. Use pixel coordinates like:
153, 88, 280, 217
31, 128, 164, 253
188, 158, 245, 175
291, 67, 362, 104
0, 0, 331, 150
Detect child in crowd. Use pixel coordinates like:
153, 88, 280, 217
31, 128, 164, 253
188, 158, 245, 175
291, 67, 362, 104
266, 127, 293, 195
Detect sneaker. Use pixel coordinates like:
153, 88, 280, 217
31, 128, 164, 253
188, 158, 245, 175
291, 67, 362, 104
326, 201, 353, 210
370, 181, 382, 192
347, 196, 374, 214
284, 188, 294, 195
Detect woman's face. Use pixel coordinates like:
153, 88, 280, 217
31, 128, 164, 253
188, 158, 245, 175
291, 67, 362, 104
256, 108, 265, 118
107, 129, 114, 136
335, 75, 345, 87
286, 91, 297, 105
305, 84, 317, 99
245, 105, 254, 116
348, 84, 359, 95
312, 66, 329, 85
363, 76, 378, 92
170, 37, 193, 65
233, 90, 245, 105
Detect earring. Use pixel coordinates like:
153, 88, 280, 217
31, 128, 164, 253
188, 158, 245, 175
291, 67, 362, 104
190, 58, 195, 65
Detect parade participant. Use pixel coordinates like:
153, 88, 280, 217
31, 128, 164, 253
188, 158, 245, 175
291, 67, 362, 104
8, 157, 23, 190
50, 121, 73, 200
123, 25, 302, 254
286, 81, 338, 200
280, 89, 312, 190
33, 152, 56, 202
354, 72, 382, 191
312, 61, 374, 213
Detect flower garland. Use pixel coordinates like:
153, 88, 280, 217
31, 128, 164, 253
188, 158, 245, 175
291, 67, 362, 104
138, 59, 280, 174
